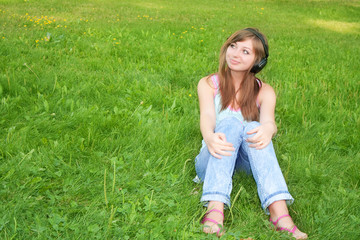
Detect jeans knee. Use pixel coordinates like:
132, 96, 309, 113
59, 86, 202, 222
216, 117, 243, 132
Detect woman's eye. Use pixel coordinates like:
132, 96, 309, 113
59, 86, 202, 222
243, 50, 249, 54
230, 43, 236, 48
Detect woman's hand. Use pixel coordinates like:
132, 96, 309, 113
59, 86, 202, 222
205, 132, 235, 159
246, 122, 276, 150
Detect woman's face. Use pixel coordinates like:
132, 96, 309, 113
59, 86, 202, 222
225, 39, 256, 72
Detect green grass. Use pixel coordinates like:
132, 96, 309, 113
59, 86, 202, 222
0, 0, 359, 239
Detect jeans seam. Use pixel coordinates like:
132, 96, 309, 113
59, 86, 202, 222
246, 143, 263, 193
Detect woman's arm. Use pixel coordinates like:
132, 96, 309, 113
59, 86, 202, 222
198, 76, 235, 158
246, 83, 277, 149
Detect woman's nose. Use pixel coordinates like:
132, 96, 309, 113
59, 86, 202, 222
233, 50, 242, 58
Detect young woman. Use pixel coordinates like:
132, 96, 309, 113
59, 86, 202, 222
195, 28, 308, 239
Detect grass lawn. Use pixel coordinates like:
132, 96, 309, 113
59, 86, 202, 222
0, 0, 359, 239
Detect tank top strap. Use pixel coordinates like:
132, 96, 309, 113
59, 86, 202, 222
211, 74, 219, 97
256, 78, 262, 108
256, 78, 262, 87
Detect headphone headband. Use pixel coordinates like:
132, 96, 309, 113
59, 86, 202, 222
244, 28, 269, 58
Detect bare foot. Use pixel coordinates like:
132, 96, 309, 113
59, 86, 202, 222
270, 215, 308, 239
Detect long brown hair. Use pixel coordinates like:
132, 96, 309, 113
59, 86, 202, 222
217, 28, 268, 121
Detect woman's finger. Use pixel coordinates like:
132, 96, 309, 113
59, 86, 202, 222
256, 140, 264, 149
249, 139, 265, 149
256, 140, 270, 149
210, 150, 222, 159
218, 150, 233, 156
217, 140, 234, 147
210, 145, 235, 158
218, 142, 235, 151
211, 150, 233, 158
215, 135, 234, 148
215, 144, 235, 154
246, 126, 260, 135
217, 132, 227, 142
247, 134, 260, 143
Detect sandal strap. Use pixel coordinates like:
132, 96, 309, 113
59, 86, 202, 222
269, 215, 298, 234
202, 218, 224, 235
202, 217, 219, 225
278, 225, 297, 234
205, 209, 224, 218
270, 214, 291, 226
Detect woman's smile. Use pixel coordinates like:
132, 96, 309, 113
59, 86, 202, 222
230, 59, 240, 65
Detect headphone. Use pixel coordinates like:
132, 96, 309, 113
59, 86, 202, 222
244, 28, 269, 74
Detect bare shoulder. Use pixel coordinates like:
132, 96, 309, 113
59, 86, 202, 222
197, 75, 216, 95
258, 82, 276, 103
198, 75, 216, 113
198, 75, 215, 89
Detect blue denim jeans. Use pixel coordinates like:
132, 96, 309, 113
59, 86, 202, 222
195, 117, 294, 214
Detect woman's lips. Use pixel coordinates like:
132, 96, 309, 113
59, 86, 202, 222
230, 59, 240, 65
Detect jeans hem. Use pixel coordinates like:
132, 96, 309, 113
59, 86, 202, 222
262, 192, 294, 215
201, 193, 231, 208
